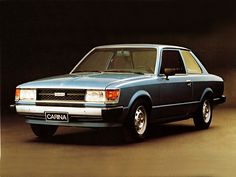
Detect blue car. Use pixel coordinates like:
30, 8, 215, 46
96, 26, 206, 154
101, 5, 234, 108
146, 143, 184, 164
13, 44, 226, 141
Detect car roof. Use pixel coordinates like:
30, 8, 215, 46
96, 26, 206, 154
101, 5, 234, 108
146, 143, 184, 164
95, 44, 189, 50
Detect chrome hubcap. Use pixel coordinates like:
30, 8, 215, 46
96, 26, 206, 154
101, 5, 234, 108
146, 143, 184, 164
202, 100, 211, 123
134, 106, 147, 135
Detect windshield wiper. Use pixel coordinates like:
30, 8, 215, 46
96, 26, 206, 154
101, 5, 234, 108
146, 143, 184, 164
72, 70, 102, 74
131, 71, 145, 75
104, 70, 144, 75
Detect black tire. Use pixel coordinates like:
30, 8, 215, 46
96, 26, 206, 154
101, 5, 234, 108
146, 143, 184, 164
123, 99, 150, 141
193, 98, 213, 130
30, 124, 58, 138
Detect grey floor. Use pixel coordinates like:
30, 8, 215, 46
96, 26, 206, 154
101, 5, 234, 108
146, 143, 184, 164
1, 108, 236, 177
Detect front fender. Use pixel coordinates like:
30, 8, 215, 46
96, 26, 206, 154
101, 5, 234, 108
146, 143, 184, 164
127, 90, 152, 109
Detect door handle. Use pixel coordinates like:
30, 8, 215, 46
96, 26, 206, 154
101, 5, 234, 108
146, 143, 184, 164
186, 80, 192, 87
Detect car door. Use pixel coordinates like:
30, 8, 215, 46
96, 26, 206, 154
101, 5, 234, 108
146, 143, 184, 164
158, 49, 192, 118
180, 49, 205, 114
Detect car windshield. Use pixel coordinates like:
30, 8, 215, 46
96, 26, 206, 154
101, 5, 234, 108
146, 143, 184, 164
71, 48, 157, 74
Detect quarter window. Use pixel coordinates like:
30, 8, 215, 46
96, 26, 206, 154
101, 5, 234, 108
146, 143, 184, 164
160, 50, 186, 74
181, 50, 202, 74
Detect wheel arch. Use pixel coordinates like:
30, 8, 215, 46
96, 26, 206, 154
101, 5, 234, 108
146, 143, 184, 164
127, 90, 152, 112
200, 88, 214, 102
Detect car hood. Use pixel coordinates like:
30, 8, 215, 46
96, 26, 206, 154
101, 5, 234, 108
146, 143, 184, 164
18, 72, 152, 89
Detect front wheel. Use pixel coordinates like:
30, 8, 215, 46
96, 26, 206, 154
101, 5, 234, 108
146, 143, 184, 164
193, 99, 213, 129
30, 124, 58, 138
124, 100, 149, 141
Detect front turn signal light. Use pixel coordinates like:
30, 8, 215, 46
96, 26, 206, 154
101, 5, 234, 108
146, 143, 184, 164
105, 89, 120, 102
15, 88, 20, 101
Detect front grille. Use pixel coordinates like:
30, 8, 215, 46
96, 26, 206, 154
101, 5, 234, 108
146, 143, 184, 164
37, 89, 86, 101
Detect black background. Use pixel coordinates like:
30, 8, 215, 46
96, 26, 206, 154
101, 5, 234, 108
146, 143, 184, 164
2, 0, 236, 115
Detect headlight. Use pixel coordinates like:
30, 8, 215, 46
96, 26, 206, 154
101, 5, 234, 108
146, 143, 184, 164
85, 89, 120, 103
85, 90, 106, 102
15, 89, 36, 101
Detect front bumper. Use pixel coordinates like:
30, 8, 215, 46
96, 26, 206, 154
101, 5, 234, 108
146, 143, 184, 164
16, 105, 103, 116
14, 104, 125, 128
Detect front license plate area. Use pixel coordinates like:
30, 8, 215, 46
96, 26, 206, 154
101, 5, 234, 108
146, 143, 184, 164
45, 112, 69, 122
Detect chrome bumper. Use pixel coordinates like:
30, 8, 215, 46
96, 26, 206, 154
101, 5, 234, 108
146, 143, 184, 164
14, 104, 125, 127
16, 105, 103, 116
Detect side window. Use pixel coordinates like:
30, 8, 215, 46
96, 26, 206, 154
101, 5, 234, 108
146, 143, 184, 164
160, 50, 186, 74
180, 50, 202, 74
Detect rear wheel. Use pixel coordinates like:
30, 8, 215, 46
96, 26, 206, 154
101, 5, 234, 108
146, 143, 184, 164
124, 100, 149, 141
30, 124, 58, 138
193, 98, 212, 129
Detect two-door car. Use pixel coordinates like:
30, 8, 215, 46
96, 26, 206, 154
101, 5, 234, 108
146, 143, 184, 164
12, 44, 226, 141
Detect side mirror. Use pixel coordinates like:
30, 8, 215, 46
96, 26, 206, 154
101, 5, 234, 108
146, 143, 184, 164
164, 68, 176, 80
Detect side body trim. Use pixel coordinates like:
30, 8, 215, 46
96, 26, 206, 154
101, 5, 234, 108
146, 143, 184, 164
152, 101, 200, 109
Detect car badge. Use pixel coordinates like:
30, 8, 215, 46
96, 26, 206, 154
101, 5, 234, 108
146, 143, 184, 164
54, 92, 66, 97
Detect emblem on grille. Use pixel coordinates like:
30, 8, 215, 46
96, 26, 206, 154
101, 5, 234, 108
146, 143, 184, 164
54, 92, 66, 97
